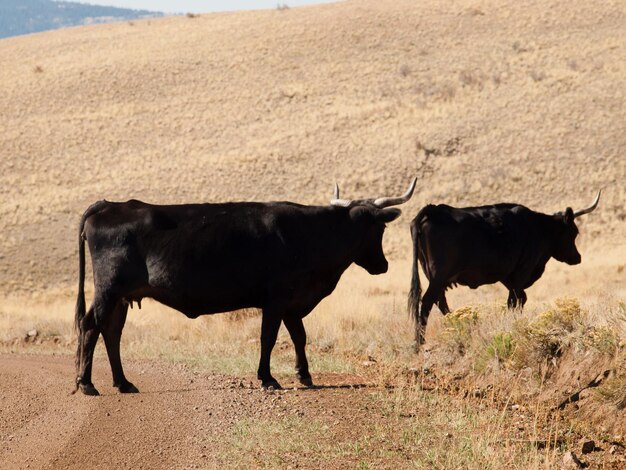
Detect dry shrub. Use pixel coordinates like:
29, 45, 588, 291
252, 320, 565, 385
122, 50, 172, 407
431, 298, 624, 389
441, 306, 480, 354
458, 69, 485, 89
511, 298, 585, 370
583, 325, 620, 355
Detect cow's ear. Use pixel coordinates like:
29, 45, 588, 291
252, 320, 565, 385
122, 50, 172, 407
564, 207, 574, 224
377, 208, 401, 223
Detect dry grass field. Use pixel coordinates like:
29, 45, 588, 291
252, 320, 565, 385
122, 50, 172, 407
0, 0, 625, 468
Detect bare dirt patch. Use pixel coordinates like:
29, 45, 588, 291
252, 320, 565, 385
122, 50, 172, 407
0, 354, 377, 469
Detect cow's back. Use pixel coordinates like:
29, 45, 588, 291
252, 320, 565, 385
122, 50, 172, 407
413, 203, 532, 286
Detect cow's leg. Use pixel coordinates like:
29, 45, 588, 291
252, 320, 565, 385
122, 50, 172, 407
257, 309, 283, 390
76, 305, 101, 396
101, 301, 138, 393
283, 315, 312, 387
507, 290, 516, 309
437, 292, 451, 315
417, 283, 443, 345
507, 289, 527, 309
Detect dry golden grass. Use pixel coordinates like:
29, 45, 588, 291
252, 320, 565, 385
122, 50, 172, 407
0, 0, 624, 299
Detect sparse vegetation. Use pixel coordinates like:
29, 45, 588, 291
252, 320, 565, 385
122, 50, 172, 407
441, 306, 480, 354
529, 69, 547, 82
511, 298, 585, 370
459, 69, 486, 89
475, 331, 514, 372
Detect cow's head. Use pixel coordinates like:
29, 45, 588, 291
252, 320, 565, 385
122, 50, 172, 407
552, 191, 601, 265
331, 178, 416, 275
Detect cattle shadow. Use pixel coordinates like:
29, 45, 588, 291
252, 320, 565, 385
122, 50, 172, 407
85, 382, 373, 397
299, 383, 370, 390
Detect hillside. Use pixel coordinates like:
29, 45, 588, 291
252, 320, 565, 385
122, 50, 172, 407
0, 0, 624, 301
0, 0, 161, 39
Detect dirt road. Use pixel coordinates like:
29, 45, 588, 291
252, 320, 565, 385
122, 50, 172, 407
0, 354, 382, 469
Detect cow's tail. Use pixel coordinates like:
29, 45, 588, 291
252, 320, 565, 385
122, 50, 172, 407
74, 200, 108, 333
408, 213, 424, 342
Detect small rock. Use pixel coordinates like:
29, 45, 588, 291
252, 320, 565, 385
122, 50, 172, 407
580, 439, 595, 454
609, 445, 616, 455
562, 451, 584, 469
362, 360, 376, 367
27, 329, 38, 338
511, 404, 520, 411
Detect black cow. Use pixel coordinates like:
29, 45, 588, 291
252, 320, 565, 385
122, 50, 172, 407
73, 179, 416, 395
408, 192, 600, 344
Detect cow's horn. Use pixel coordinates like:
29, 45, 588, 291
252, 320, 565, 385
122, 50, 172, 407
330, 183, 352, 207
373, 177, 417, 208
573, 190, 601, 218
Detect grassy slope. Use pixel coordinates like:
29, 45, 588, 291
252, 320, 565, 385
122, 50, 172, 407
0, 0, 624, 299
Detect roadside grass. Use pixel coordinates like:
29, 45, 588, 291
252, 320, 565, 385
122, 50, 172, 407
213, 382, 567, 469
2, 271, 623, 391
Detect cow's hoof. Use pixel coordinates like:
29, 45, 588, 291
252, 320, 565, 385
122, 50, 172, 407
414, 335, 426, 351
298, 376, 313, 387
261, 380, 282, 391
80, 383, 100, 396
117, 381, 139, 394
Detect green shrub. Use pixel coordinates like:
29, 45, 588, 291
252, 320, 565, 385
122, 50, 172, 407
475, 331, 514, 372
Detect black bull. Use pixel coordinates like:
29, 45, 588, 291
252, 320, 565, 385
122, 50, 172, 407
73, 179, 416, 395
408, 192, 600, 345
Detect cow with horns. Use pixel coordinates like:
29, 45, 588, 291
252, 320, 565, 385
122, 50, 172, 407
408, 192, 600, 345
73, 178, 416, 395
